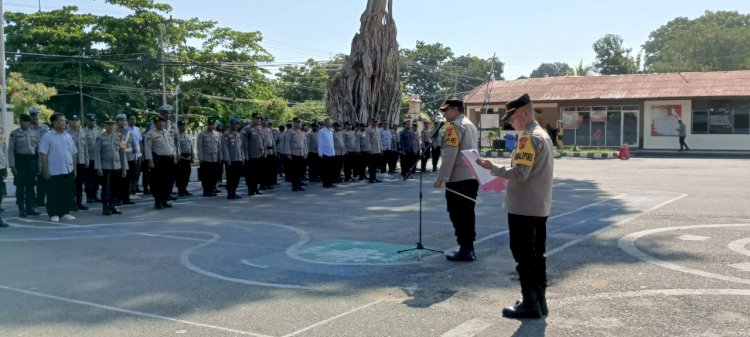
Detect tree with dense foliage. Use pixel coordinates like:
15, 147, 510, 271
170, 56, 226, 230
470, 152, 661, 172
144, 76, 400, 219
592, 34, 640, 75
643, 11, 750, 72
530, 62, 573, 78
7, 73, 58, 122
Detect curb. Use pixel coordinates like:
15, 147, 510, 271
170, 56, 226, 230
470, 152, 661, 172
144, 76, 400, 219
559, 152, 618, 159
483, 151, 511, 158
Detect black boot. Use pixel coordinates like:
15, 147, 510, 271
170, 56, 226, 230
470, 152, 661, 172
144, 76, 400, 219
109, 204, 122, 215
446, 246, 476, 262
537, 286, 548, 316
0, 218, 7, 227
502, 289, 542, 319
102, 203, 112, 216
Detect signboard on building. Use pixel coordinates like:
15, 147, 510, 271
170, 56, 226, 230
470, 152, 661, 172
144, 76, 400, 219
591, 110, 607, 123
562, 111, 578, 129
650, 105, 682, 136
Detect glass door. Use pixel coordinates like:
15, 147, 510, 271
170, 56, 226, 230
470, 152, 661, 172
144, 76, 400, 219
622, 111, 639, 146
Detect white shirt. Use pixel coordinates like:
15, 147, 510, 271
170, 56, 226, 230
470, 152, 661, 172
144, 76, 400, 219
317, 127, 335, 157
39, 129, 77, 175
125, 125, 142, 156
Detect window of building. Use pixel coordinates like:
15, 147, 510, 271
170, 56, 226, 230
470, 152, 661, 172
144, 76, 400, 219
692, 101, 750, 134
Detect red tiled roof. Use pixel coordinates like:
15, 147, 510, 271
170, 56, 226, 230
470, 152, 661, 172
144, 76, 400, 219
463, 70, 750, 105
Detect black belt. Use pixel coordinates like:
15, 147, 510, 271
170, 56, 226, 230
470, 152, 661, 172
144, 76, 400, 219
15, 153, 36, 158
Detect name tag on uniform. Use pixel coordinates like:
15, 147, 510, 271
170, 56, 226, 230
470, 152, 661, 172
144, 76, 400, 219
514, 135, 536, 166
444, 125, 460, 147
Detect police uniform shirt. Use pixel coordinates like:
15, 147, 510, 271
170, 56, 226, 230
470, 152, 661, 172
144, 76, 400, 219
94, 132, 127, 171
84, 127, 101, 162
421, 128, 432, 148
117, 128, 137, 162
243, 126, 265, 159
436, 114, 478, 183
222, 130, 245, 162
197, 130, 222, 162
144, 128, 176, 160
357, 130, 371, 153
67, 128, 89, 165
177, 132, 194, 159
262, 127, 275, 155
490, 121, 554, 217
8, 127, 39, 168
277, 130, 288, 155
344, 130, 357, 153
390, 129, 399, 152
284, 129, 307, 157
31, 124, 50, 146
307, 131, 318, 154
334, 130, 346, 156
366, 126, 382, 154
0, 137, 7, 169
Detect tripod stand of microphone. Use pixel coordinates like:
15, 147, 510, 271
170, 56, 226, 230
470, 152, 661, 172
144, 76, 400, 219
397, 122, 445, 260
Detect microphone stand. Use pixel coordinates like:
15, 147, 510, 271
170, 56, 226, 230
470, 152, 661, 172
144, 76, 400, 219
398, 123, 445, 260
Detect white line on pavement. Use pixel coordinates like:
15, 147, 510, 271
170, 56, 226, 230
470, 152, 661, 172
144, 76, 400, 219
440, 318, 493, 337
0, 284, 273, 337
280, 300, 383, 337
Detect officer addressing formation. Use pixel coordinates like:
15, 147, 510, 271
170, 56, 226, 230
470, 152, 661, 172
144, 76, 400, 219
3, 95, 555, 320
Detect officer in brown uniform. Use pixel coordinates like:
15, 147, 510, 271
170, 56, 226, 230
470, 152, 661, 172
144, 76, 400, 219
144, 114, 176, 209
95, 119, 127, 215
243, 114, 265, 195
433, 99, 479, 262
261, 118, 277, 189
67, 115, 89, 210
84, 114, 101, 203
223, 118, 245, 199
197, 118, 222, 197
8, 114, 41, 217
116, 114, 137, 205
284, 118, 307, 191
29, 107, 49, 207
175, 120, 194, 196
477, 93, 554, 319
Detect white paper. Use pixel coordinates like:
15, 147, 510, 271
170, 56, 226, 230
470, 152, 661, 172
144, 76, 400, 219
461, 149, 495, 185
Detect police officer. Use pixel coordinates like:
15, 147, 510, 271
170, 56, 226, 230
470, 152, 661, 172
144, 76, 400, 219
29, 107, 50, 206
9, 114, 41, 217
262, 119, 277, 189
399, 120, 419, 179
477, 94, 554, 319
333, 122, 346, 183
431, 121, 443, 172
176, 120, 194, 196
145, 114, 176, 209
366, 118, 382, 183
306, 122, 320, 182
356, 123, 370, 181
84, 114, 101, 203
284, 118, 307, 191
433, 99, 479, 262
95, 119, 127, 215
198, 118, 222, 197
116, 114, 137, 205
67, 115, 89, 210
420, 121, 433, 173
0, 126, 7, 227
389, 124, 400, 173
222, 118, 244, 199
243, 114, 265, 195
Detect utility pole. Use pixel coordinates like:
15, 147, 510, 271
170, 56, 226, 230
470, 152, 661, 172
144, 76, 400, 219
78, 61, 84, 116
159, 25, 167, 106
0, 0, 7, 134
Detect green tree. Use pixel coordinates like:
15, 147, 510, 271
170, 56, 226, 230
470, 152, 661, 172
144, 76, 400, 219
291, 100, 328, 123
592, 34, 640, 75
573, 59, 593, 76
7, 72, 58, 122
275, 59, 328, 103
530, 62, 573, 78
400, 41, 454, 113
643, 11, 750, 72
442, 54, 504, 98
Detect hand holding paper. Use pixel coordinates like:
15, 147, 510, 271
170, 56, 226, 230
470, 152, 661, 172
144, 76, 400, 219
460, 149, 507, 192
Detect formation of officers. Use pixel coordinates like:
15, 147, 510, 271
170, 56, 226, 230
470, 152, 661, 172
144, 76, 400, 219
2, 104, 444, 223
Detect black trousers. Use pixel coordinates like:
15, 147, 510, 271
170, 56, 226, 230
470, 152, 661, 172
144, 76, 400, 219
431, 146, 441, 170
245, 158, 262, 193
679, 136, 689, 150
368, 153, 381, 181
357, 152, 369, 179
288, 155, 305, 189
226, 161, 243, 196
344, 153, 357, 180
508, 213, 548, 291
120, 161, 136, 202
420, 146, 431, 171
100, 169, 121, 206
445, 179, 479, 248
264, 154, 278, 186
176, 158, 191, 193
307, 153, 320, 181
200, 161, 221, 195
46, 173, 75, 217
130, 159, 141, 193
141, 160, 151, 192
35, 173, 47, 206
385, 150, 398, 173
13, 154, 37, 212
74, 163, 86, 205
84, 160, 100, 200
151, 155, 174, 205
400, 153, 418, 178
334, 155, 344, 181
319, 155, 336, 187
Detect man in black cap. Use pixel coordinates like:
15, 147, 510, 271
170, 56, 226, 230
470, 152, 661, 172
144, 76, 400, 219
175, 120, 194, 196
84, 114, 102, 203
433, 99, 479, 262
67, 115, 89, 210
8, 114, 41, 217
477, 93, 554, 319
197, 118, 222, 197
144, 114, 177, 209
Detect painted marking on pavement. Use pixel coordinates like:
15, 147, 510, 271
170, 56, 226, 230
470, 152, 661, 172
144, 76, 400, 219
677, 234, 711, 241
729, 262, 750, 272
0, 284, 273, 337
547, 193, 687, 256
619, 224, 750, 285
557, 288, 750, 306
728, 237, 750, 257
240, 259, 269, 269
280, 300, 383, 337
440, 318, 493, 337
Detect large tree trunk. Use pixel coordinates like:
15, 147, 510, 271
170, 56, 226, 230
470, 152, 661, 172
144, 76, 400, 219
326, 0, 401, 125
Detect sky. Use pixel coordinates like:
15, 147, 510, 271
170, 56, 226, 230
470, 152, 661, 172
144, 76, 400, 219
6, 0, 750, 81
